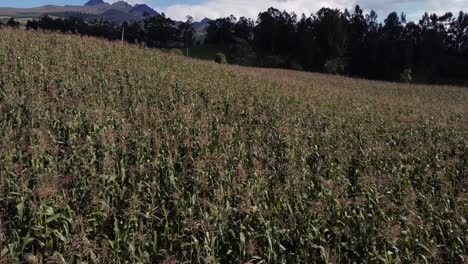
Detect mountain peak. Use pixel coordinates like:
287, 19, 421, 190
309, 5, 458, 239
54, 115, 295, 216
111, 1, 133, 9
84, 0, 106, 6
192, 18, 212, 31
130, 4, 159, 17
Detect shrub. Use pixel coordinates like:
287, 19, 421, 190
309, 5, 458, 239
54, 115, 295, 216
229, 38, 257, 66
214, 52, 228, 64
324, 57, 348, 74
400, 68, 413, 83
6, 18, 20, 28
26, 20, 39, 30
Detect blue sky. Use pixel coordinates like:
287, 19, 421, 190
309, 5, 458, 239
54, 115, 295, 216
2, 0, 467, 21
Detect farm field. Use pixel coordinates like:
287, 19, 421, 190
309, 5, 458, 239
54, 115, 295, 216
0, 29, 467, 263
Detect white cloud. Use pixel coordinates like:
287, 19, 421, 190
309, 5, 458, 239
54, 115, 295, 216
358, 0, 468, 21
161, 0, 467, 21
109, 0, 468, 21
161, 0, 350, 21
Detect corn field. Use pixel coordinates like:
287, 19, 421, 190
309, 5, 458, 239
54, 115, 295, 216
0, 29, 467, 263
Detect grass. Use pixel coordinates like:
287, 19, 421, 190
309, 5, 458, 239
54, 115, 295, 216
0, 28, 467, 263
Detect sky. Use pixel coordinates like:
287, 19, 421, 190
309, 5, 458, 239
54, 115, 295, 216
1, 0, 467, 21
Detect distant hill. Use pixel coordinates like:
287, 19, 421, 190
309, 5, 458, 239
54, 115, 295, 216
192, 18, 212, 31
130, 4, 159, 17
84, 0, 107, 6
111, 1, 132, 11
0, 0, 158, 23
0, 1, 210, 29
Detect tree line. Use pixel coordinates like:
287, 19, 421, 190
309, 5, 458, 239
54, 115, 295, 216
20, 14, 194, 49
0, 18, 20, 28
2, 5, 467, 84
207, 6, 468, 84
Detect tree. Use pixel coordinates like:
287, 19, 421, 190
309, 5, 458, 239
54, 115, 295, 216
143, 13, 179, 48
206, 16, 237, 44
374, 12, 405, 80
234, 17, 254, 41
414, 12, 449, 82
255, 8, 280, 53
324, 57, 348, 74
255, 8, 296, 54
449, 12, 468, 54
125, 21, 144, 44
179, 16, 195, 50
314, 8, 349, 68
400, 68, 413, 83
295, 14, 319, 71
8, 5, 468, 84
347, 5, 368, 75
38, 16, 60, 31
229, 38, 256, 66
26, 20, 39, 30
215, 52, 228, 64
6, 18, 20, 28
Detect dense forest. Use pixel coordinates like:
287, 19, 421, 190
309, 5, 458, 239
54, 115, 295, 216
3, 5, 468, 84
20, 14, 194, 49
206, 7, 468, 84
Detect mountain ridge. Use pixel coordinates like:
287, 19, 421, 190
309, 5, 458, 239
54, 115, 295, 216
130, 4, 159, 17
84, 0, 107, 6
0, 1, 158, 23
0, 1, 209, 30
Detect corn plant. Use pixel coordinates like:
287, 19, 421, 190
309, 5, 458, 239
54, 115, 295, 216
0, 28, 467, 263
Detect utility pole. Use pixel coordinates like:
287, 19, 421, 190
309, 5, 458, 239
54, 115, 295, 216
121, 26, 125, 43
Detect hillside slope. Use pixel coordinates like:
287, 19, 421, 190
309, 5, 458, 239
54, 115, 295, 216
0, 29, 467, 263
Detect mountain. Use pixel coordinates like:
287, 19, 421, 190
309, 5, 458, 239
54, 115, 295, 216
98, 9, 138, 23
192, 18, 212, 31
84, 0, 107, 6
130, 4, 159, 17
111, 1, 132, 11
0, 1, 158, 23
0, 1, 208, 32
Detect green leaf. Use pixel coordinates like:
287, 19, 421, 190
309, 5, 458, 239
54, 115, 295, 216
46, 214, 60, 224
53, 230, 67, 243
1, 247, 8, 257
240, 232, 245, 245
16, 202, 24, 219
21, 232, 35, 251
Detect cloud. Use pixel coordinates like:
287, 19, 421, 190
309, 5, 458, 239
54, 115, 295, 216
161, 0, 467, 21
110, 0, 468, 21
358, 0, 468, 20
161, 0, 349, 21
